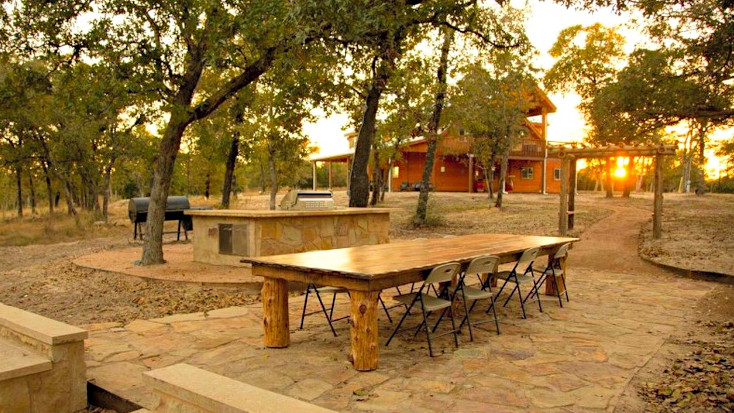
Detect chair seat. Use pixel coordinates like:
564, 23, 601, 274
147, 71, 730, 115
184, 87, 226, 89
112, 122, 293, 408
462, 285, 493, 301
394, 293, 452, 312
315, 286, 348, 294
495, 271, 535, 284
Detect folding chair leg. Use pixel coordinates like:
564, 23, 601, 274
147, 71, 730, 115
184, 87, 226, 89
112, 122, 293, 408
461, 291, 474, 341
329, 293, 337, 320
502, 284, 519, 308
431, 307, 447, 333
299, 286, 311, 330
562, 274, 570, 302
460, 299, 478, 330
386, 294, 419, 347
515, 277, 527, 319
448, 304, 459, 348
313, 288, 338, 337
420, 301, 434, 357
489, 292, 501, 334
378, 295, 393, 323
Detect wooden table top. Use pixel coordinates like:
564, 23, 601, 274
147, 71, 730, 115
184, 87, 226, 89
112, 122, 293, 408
243, 234, 579, 282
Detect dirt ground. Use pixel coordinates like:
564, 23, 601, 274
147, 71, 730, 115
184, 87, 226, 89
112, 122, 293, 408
1, 190, 733, 412
640, 193, 734, 276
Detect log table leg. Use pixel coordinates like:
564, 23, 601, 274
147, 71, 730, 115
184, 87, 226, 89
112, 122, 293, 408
262, 277, 289, 348
544, 255, 568, 296
349, 290, 379, 371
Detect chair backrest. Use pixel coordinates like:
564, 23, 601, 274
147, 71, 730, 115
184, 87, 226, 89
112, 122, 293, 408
465, 255, 500, 276
517, 247, 540, 266
553, 243, 571, 260
425, 262, 461, 285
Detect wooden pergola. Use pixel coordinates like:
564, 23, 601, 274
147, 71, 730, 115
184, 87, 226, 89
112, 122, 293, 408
548, 144, 678, 239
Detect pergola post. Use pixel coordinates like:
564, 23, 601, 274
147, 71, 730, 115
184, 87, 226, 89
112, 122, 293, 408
559, 157, 569, 236
328, 162, 333, 190
312, 162, 317, 190
653, 153, 663, 239
568, 158, 577, 230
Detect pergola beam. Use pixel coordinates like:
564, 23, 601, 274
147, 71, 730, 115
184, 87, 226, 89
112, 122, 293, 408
549, 144, 677, 159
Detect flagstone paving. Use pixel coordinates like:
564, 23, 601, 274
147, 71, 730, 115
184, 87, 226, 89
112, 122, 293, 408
84, 207, 714, 412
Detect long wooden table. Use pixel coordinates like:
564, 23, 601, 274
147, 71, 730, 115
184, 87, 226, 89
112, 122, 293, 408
243, 233, 579, 371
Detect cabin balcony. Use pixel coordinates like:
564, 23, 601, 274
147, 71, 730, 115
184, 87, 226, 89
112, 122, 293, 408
509, 139, 545, 159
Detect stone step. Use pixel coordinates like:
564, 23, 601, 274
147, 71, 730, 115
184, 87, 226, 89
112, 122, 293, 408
0, 339, 52, 382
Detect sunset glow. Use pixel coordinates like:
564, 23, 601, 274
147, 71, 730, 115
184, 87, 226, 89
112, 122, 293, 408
614, 157, 629, 178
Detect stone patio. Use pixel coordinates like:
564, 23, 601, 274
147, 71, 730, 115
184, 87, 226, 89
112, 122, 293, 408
84, 264, 712, 412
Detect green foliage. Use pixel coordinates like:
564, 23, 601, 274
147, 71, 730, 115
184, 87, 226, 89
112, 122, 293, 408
449, 50, 535, 170
544, 23, 626, 119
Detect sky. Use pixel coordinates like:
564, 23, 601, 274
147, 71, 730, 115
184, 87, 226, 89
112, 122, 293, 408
302, 1, 731, 177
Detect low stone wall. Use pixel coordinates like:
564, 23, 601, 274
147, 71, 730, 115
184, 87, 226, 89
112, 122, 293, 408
0, 303, 88, 413
142, 363, 337, 413
189, 209, 390, 266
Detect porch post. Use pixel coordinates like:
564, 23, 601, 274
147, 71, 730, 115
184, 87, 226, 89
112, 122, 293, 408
328, 162, 333, 190
468, 154, 475, 193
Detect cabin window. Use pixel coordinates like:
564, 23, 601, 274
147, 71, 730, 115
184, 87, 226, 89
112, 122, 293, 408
521, 167, 534, 180
392, 166, 399, 179
440, 166, 446, 173
554, 168, 562, 181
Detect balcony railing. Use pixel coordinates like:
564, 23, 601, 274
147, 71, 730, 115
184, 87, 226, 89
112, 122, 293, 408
509, 139, 545, 158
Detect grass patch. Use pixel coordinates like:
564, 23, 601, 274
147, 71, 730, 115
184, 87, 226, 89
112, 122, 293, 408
0, 212, 128, 247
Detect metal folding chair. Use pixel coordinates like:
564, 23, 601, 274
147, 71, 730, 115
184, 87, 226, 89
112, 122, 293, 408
385, 262, 461, 357
525, 243, 571, 308
455, 255, 501, 341
491, 247, 542, 319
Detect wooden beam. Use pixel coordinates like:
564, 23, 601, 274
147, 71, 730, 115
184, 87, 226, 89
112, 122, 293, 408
653, 154, 663, 239
549, 144, 678, 159
328, 162, 333, 189
559, 157, 569, 236
568, 159, 577, 230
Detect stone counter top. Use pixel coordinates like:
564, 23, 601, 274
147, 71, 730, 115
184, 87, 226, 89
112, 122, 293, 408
184, 207, 392, 218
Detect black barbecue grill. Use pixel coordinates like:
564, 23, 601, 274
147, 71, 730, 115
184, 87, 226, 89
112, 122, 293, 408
128, 196, 210, 240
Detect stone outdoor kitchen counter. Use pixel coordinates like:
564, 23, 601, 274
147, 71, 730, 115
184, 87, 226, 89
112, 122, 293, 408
184, 208, 392, 266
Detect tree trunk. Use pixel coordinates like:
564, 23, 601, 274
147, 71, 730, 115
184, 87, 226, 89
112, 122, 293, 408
15, 165, 23, 218
495, 152, 508, 208
605, 158, 614, 198
63, 180, 78, 216
41, 160, 53, 214
350, 42, 401, 208
140, 112, 192, 265
102, 158, 115, 221
370, 150, 381, 206
204, 173, 211, 199
268, 145, 278, 211
221, 132, 240, 208
350, 81, 385, 207
28, 168, 37, 214
414, 28, 453, 225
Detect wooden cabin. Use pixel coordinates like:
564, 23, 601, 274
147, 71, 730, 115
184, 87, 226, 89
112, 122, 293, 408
311, 88, 562, 194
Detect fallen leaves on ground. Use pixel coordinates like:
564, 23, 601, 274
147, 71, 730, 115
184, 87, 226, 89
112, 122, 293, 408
641, 321, 734, 412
